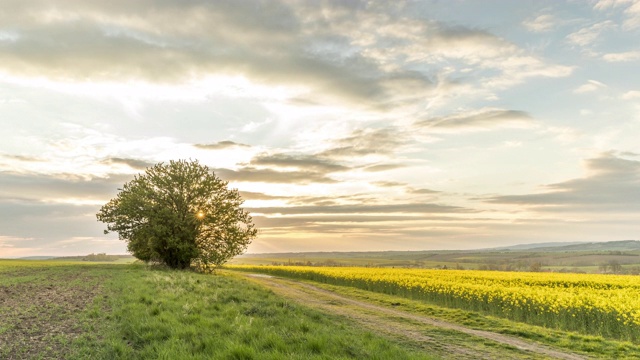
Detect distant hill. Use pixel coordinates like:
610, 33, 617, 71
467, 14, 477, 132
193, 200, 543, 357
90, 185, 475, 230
493, 240, 640, 252
240, 240, 640, 259
15, 256, 57, 260
486, 242, 586, 251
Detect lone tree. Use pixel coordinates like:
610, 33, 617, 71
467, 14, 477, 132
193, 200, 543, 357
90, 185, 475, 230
97, 160, 257, 270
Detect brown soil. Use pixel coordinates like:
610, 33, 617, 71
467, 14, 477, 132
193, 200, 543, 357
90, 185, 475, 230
0, 273, 104, 360
242, 273, 589, 360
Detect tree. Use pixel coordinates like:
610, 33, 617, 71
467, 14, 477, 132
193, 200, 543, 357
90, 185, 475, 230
608, 260, 623, 274
529, 261, 542, 272
97, 160, 257, 270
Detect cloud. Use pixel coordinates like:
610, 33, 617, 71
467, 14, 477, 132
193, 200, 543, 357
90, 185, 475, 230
485, 153, 640, 211
566, 21, 615, 47
573, 80, 607, 94
363, 164, 406, 172
371, 181, 406, 188
319, 127, 408, 158
0, 171, 129, 203
593, 0, 640, 29
523, 14, 556, 32
0, 1, 409, 108
0, 198, 124, 256
238, 191, 285, 201
105, 157, 154, 170
415, 108, 534, 132
603, 50, 640, 62
0, 0, 573, 113
622, 90, 640, 99
249, 153, 348, 173
0, 236, 34, 248
407, 188, 440, 195
195, 141, 251, 150
0, 154, 42, 162
248, 203, 472, 215
214, 167, 337, 184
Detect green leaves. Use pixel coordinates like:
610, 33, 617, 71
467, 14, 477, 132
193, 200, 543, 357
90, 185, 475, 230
97, 160, 256, 269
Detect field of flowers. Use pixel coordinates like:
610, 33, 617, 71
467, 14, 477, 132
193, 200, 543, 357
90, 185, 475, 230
230, 265, 640, 342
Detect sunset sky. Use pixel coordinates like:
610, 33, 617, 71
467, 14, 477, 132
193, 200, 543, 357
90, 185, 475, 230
1, 0, 640, 257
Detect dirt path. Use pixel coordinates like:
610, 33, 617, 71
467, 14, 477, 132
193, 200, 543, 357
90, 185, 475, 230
240, 273, 589, 360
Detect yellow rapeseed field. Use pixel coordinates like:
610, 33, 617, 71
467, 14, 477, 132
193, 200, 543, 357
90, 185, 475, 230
231, 265, 640, 341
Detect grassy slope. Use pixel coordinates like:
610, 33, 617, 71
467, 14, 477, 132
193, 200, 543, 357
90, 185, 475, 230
0, 260, 432, 360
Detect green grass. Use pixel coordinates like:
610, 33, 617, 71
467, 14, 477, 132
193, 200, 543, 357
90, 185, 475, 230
0, 260, 432, 359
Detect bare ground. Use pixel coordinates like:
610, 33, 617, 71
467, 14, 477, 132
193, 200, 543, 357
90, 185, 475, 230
0, 271, 104, 360
241, 273, 589, 360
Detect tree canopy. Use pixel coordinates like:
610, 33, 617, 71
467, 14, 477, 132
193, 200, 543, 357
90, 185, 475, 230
97, 160, 257, 270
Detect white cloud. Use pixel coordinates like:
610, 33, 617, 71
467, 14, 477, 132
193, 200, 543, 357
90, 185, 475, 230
622, 90, 640, 99
566, 21, 615, 47
523, 14, 556, 32
626, 1, 640, 28
542, 126, 582, 144
415, 108, 535, 132
573, 80, 607, 94
593, 0, 635, 10
603, 50, 640, 62
0, 1, 574, 117
486, 152, 640, 212
593, 0, 640, 29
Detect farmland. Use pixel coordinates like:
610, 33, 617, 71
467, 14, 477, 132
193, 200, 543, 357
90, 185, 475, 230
230, 265, 640, 342
230, 241, 640, 274
4, 258, 640, 359
0, 260, 431, 359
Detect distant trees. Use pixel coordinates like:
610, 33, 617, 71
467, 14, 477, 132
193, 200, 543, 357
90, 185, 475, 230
600, 260, 623, 274
97, 160, 257, 270
528, 261, 543, 272
83, 253, 116, 262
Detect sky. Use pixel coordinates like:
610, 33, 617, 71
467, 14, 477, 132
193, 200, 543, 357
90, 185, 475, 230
1, 0, 640, 257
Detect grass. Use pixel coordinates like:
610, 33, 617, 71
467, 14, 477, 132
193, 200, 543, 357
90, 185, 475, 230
8, 258, 639, 359
0, 260, 432, 359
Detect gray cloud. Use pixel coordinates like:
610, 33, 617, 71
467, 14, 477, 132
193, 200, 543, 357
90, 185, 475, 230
320, 128, 407, 158
0, 154, 42, 162
407, 188, 440, 195
0, 1, 565, 111
214, 167, 337, 184
415, 108, 533, 131
486, 153, 640, 211
371, 181, 406, 188
363, 164, 406, 172
252, 214, 461, 228
281, 193, 376, 207
249, 153, 348, 173
0, 1, 393, 107
248, 203, 472, 215
106, 157, 154, 170
0, 198, 123, 256
195, 141, 251, 150
0, 171, 130, 202
238, 191, 286, 201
